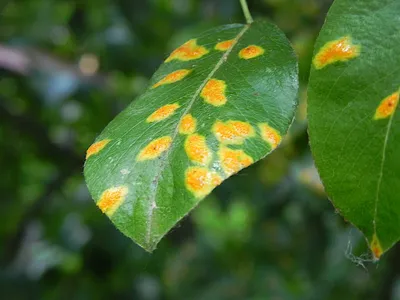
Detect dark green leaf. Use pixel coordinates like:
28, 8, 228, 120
84, 20, 298, 251
308, 0, 400, 259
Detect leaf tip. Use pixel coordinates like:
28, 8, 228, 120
370, 233, 383, 261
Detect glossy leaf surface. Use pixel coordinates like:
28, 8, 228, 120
308, 0, 400, 259
84, 20, 298, 251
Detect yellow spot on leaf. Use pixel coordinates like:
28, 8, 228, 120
213, 120, 255, 144
374, 91, 399, 120
86, 139, 111, 159
152, 69, 191, 88
200, 78, 227, 106
258, 123, 282, 149
219, 146, 254, 176
184, 134, 212, 166
370, 233, 383, 260
215, 39, 235, 51
165, 39, 209, 62
185, 166, 222, 198
137, 136, 172, 161
179, 114, 197, 134
97, 186, 128, 217
239, 45, 265, 59
313, 36, 360, 69
147, 103, 180, 123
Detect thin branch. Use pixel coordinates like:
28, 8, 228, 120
0, 45, 30, 75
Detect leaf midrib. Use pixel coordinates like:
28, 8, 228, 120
144, 23, 252, 249
373, 102, 398, 243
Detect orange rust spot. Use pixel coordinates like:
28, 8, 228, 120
219, 146, 253, 176
213, 120, 255, 144
239, 45, 265, 59
86, 139, 111, 159
185, 166, 222, 198
147, 103, 180, 122
152, 69, 191, 88
97, 186, 128, 216
137, 136, 172, 161
215, 39, 235, 51
374, 91, 399, 120
313, 36, 360, 69
179, 114, 197, 134
184, 134, 212, 166
200, 78, 227, 106
258, 123, 282, 149
165, 39, 209, 62
370, 233, 383, 260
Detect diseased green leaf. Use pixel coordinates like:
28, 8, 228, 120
308, 0, 400, 259
84, 20, 298, 251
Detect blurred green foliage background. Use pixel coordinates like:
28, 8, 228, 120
1, 0, 400, 299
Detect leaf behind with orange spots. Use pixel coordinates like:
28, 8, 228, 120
308, 0, 400, 259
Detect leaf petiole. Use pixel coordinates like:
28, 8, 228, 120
239, 0, 253, 24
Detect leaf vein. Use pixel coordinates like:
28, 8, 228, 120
373, 104, 398, 238
144, 24, 252, 248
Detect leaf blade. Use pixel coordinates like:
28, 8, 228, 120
308, 0, 400, 259
84, 20, 299, 251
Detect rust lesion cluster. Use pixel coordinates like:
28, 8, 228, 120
152, 37, 267, 107
183, 118, 282, 198
88, 35, 273, 213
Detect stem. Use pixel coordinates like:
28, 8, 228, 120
239, 0, 253, 24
